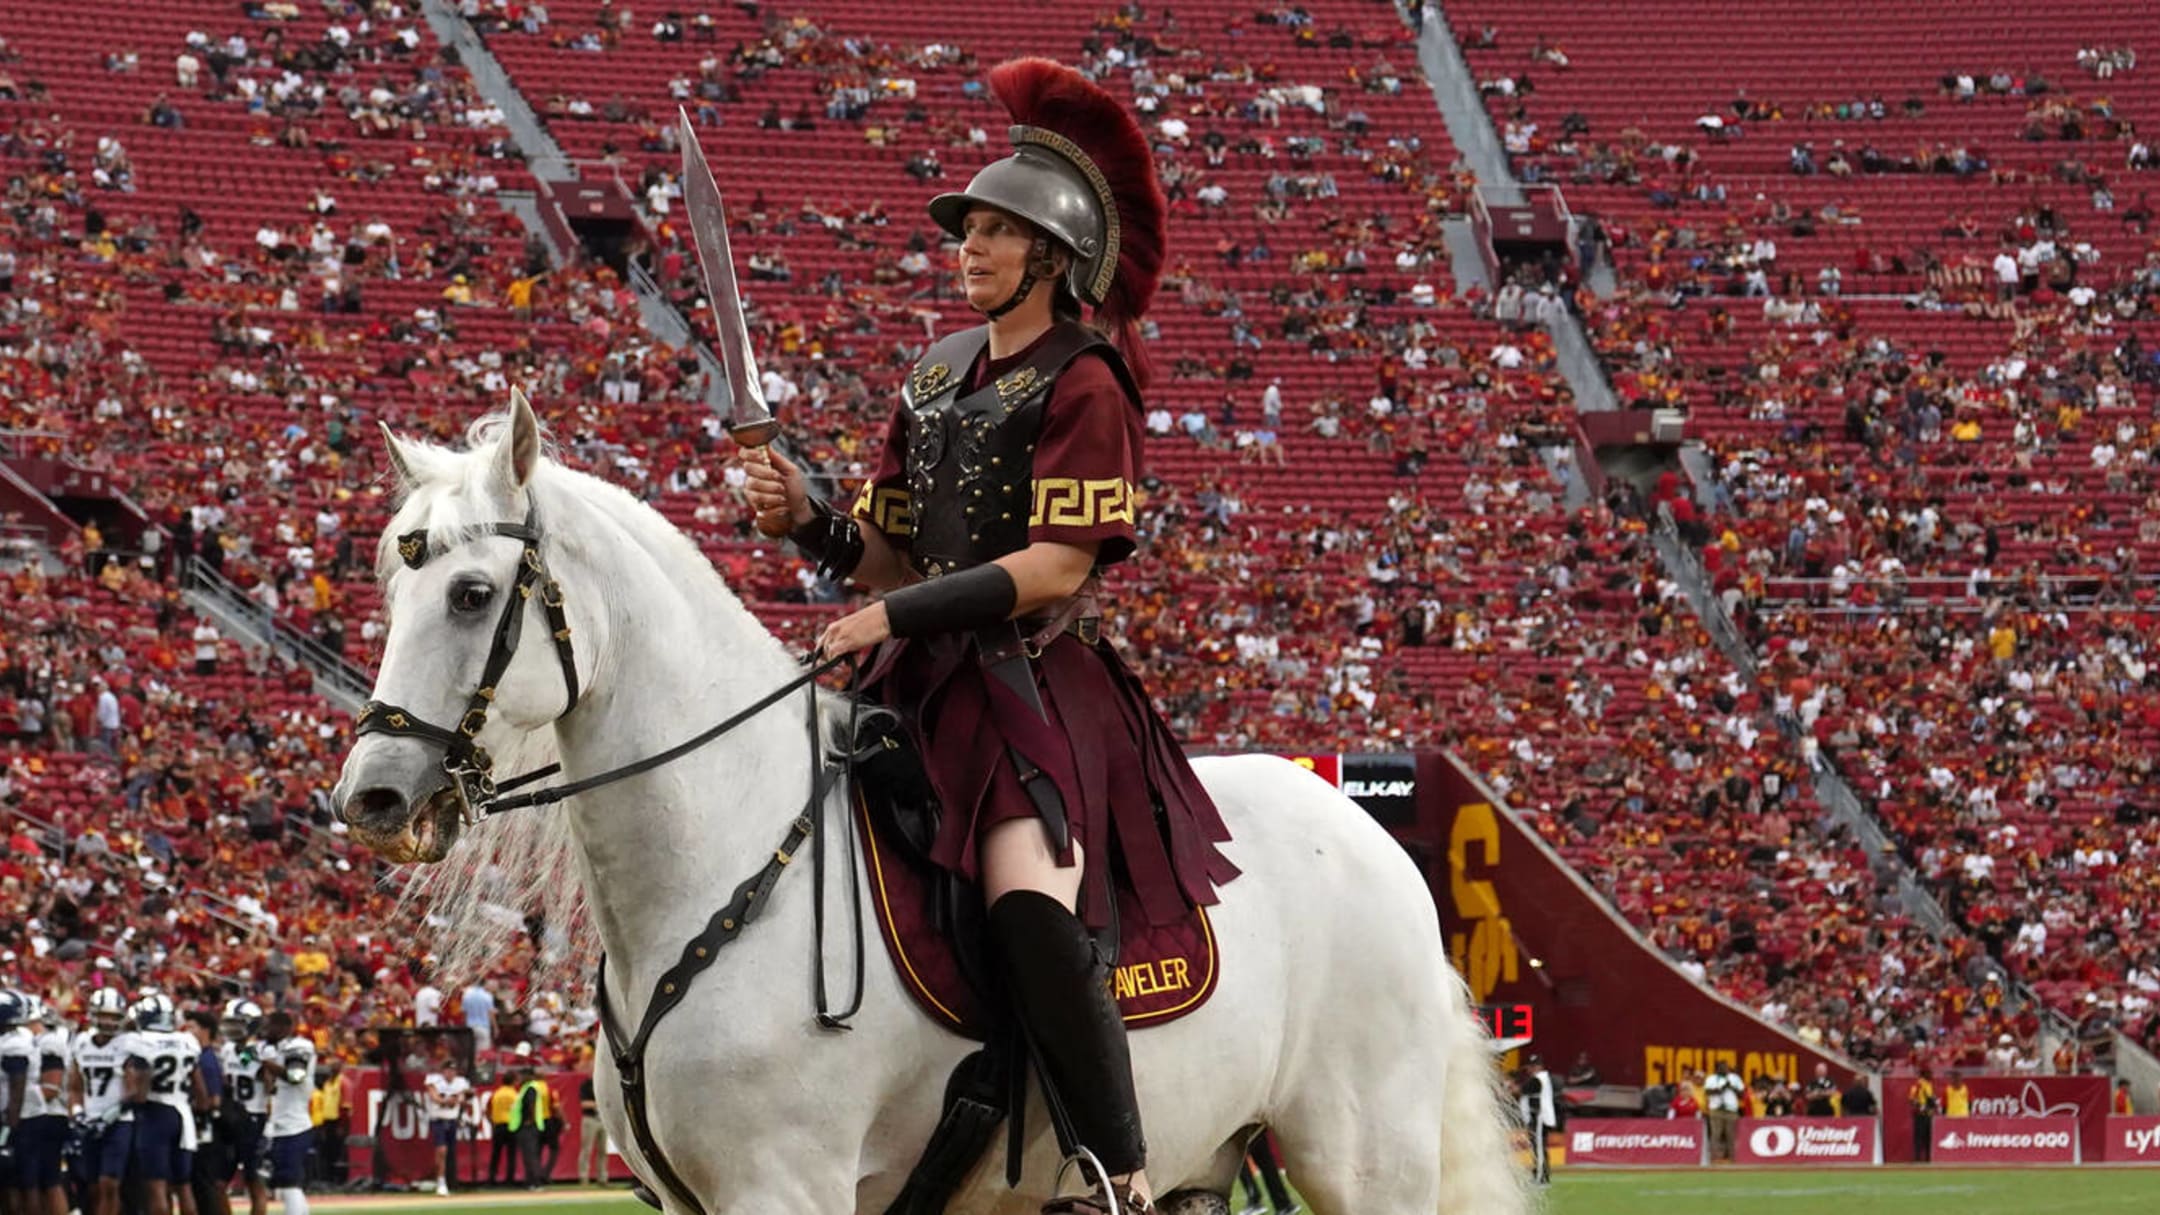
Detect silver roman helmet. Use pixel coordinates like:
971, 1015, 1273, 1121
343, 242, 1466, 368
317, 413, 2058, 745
928, 126, 1121, 308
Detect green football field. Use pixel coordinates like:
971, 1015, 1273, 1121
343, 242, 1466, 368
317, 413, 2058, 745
1544, 1167, 2160, 1213
288, 1167, 2160, 1212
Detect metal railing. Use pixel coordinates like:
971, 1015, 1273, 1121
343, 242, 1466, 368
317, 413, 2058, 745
1651, 505, 2082, 1046
0, 429, 66, 459
182, 559, 374, 704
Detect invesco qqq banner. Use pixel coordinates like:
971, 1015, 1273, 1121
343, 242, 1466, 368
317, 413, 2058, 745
1880, 1074, 2107, 1162
1927, 1116, 2079, 1164
1733, 1118, 1879, 1164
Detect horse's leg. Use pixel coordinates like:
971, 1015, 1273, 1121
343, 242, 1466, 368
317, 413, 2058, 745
1267, 1054, 1443, 1214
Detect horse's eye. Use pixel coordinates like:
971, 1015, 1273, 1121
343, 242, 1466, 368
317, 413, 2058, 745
450, 582, 494, 615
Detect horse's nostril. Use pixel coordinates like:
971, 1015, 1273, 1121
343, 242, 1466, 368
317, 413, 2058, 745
346, 787, 409, 827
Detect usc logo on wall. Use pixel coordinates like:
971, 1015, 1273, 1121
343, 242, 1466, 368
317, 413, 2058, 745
1447, 801, 1518, 1001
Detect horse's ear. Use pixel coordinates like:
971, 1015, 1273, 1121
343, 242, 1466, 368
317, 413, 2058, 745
380, 422, 419, 490
491, 387, 542, 495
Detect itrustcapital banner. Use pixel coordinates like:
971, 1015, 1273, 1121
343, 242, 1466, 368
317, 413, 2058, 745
1733, 1117, 1879, 1164
1562, 1118, 1705, 1166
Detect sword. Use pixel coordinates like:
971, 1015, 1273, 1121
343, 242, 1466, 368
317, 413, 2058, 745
679, 107, 789, 536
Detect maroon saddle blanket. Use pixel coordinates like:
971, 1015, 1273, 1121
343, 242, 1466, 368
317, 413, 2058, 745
856, 793, 1220, 1039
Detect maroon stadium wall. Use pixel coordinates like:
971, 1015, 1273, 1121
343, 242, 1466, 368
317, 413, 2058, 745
1407, 752, 1859, 1090
1879, 1074, 2110, 1164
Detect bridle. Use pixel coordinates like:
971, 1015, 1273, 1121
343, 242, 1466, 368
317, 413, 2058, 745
350, 498, 869, 1215
350, 504, 851, 822
353, 506, 580, 821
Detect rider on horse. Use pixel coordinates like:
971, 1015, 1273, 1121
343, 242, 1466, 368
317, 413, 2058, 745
747, 57, 1239, 1215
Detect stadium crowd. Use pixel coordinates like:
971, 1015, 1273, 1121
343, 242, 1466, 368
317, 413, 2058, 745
0, 0, 2152, 1131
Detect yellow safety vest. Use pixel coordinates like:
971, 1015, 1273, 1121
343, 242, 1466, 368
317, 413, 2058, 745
506, 1081, 551, 1132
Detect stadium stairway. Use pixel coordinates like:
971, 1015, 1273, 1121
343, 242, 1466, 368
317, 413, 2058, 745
1420, 3, 2089, 1057
181, 557, 370, 711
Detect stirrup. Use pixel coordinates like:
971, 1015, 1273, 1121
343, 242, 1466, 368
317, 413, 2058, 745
1044, 1147, 1150, 1215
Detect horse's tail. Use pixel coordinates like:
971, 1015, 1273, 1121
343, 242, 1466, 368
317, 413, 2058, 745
1436, 963, 1536, 1215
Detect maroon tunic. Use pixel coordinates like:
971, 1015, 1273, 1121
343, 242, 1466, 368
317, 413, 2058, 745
850, 333, 1238, 927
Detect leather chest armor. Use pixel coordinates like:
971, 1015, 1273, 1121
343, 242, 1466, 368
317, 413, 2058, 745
901, 322, 1135, 573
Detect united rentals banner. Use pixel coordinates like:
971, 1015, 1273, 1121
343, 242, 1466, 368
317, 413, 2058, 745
2102, 1115, 2160, 1163
1418, 754, 1857, 1089
1732, 1117, 1880, 1164
1880, 1074, 2108, 1162
1562, 1118, 1704, 1166
1925, 1115, 2079, 1165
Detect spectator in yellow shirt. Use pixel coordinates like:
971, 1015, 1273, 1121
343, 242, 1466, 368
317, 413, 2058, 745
489, 1076, 522, 1185
1943, 1077, 1971, 1118
293, 936, 332, 979
1987, 621, 2017, 661
311, 1058, 348, 1184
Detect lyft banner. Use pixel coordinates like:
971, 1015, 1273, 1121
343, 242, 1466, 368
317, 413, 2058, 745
2104, 1116, 2160, 1163
1564, 1119, 1705, 1166
1929, 1116, 2079, 1164
1733, 1117, 1879, 1164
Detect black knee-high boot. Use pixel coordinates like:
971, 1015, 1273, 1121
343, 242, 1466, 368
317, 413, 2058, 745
988, 889, 1147, 1177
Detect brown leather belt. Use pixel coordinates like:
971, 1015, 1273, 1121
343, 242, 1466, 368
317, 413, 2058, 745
911, 555, 1104, 662
979, 585, 1103, 663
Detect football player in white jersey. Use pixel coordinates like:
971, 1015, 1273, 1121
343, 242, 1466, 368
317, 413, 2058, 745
213, 1000, 271, 1215
68, 989, 132, 1215
16, 995, 70, 1215
0, 990, 37, 1212
421, 1057, 473, 1196
117, 992, 206, 1215
259, 1012, 315, 1215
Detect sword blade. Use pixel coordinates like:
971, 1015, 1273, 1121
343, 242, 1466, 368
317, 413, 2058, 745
678, 107, 775, 442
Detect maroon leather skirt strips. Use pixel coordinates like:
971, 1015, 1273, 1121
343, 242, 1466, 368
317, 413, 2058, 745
860, 631, 1238, 928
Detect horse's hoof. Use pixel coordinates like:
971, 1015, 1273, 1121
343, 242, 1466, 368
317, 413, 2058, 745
1157, 1191, 1231, 1215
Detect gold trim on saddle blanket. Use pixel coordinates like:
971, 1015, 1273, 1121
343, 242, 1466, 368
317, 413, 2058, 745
859, 792, 1218, 1034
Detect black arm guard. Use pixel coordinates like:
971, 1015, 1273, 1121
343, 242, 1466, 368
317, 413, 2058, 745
788, 498, 866, 583
883, 563, 1018, 639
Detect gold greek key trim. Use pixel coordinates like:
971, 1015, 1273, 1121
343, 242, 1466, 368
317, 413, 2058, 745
1029, 477, 1134, 530
1013, 125, 1121, 304
851, 482, 914, 537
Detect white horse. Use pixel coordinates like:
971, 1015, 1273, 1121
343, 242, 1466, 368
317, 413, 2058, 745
333, 395, 1527, 1215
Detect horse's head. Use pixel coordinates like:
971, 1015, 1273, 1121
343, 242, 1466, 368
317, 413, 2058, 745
334, 391, 589, 863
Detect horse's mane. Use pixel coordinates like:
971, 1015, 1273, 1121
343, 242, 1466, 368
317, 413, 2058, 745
377, 411, 837, 990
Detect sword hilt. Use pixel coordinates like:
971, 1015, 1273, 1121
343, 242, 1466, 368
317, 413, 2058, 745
731, 420, 792, 536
